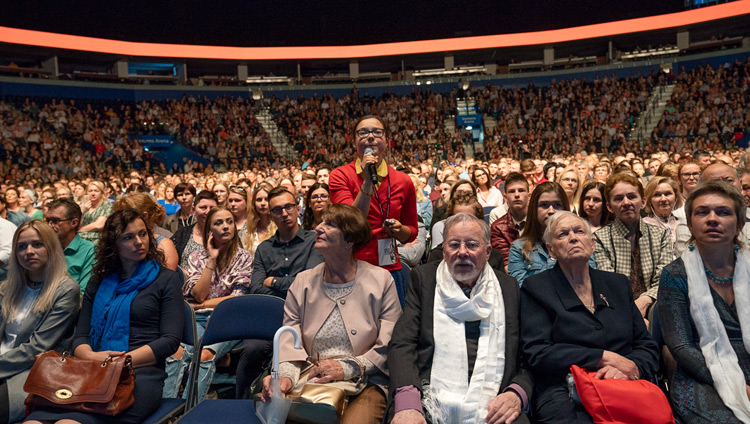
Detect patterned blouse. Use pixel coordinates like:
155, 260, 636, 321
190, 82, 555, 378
183, 247, 253, 304
79, 200, 113, 244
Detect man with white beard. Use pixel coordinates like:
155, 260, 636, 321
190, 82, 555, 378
387, 213, 531, 423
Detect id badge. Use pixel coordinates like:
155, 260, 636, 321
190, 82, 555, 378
378, 238, 397, 266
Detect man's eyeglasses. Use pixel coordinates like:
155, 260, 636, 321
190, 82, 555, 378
271, 203, 298, 216
311, 194, 329, 201
356, 128, 385, 139
444, 240, 485, 253
45, 217, 73, 225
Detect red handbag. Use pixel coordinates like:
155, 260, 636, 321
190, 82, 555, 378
570, 365, 674, 424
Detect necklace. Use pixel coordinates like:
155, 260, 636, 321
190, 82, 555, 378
704, 267, 734, 284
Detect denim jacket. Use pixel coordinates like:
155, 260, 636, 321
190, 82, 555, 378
507, 239, 596, 286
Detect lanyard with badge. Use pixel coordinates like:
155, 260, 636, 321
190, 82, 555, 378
372, 174, 397, 266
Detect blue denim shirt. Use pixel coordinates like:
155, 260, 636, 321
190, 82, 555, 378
507, 239, 596, 286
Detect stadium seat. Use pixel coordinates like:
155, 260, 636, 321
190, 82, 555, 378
483, 206, 494, 224
177, 399, 261, 424
177, 295, 285, 423
142, 300, 199, 424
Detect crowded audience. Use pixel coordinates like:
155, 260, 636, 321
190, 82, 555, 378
0, 56, 750, 422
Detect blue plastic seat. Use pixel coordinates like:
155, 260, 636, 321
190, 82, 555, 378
142, 300, 198, 424
177, 295, 285, 423
178, 399, 261, 423
483, 206, 495, 224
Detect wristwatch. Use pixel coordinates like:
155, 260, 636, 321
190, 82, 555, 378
271, 277, 278, 288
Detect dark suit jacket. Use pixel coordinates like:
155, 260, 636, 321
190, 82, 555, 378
520, 264, 659, 391
386, 260, 532, 422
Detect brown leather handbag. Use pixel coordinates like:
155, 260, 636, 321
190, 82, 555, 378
24, 351, 135, 416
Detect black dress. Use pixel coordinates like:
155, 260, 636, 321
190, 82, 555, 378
26, 266, 184, 424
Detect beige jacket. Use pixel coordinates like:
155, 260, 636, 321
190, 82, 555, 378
278, 260, 402, 374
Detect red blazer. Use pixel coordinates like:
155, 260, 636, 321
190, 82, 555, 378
329, 161, 418, 271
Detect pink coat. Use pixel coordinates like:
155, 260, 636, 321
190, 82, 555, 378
278, 260, 402, 374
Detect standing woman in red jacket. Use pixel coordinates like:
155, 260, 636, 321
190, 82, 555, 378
329, 115, 418, 306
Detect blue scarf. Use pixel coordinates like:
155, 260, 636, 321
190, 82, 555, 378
89, 259, 160, 352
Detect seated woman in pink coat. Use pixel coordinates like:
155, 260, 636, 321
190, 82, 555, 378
260, 204, 402, 424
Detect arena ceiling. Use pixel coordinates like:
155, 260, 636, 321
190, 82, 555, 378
2, 0, 689, 47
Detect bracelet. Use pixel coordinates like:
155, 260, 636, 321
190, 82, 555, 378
361, 186, 375, 196
205, 266, 215, 272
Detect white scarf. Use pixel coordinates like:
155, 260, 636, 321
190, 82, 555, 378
426, 260, 506, 424
683, 247, 750, 421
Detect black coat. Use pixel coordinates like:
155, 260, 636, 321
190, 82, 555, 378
386, 260, 532, 422
520, 264, 659, 421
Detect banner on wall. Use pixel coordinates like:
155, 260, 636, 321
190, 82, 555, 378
456, 114, 482, 128
134, 135, 174, 147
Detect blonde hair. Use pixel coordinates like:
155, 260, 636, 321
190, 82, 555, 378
243, 183, 277, 255
1, 221, 73, 320
87, 180, 105, 194
410, 175, 427, 203
556, 167, 583, 211
644, 176, 683, 215
86, 180, 106, 208
113, 192, 167, 229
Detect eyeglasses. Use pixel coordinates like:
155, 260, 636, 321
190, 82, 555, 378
229, 186, 247, 195
681, 172, 700, 179
45, 217, 73, 225
311, 194, 329, 201
444, 240, 485, 252
271, 203, 298, 216
356, 128, 385, 138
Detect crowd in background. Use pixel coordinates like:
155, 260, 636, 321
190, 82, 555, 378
0, 56, 750, 423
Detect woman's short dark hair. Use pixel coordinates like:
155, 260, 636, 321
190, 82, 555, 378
321, 204, 372, 252
174, 183, 196, 197
685, 181, 746, 247
351, 115, 386, 137
194, 189, 218, 206
604, 172, 644, 202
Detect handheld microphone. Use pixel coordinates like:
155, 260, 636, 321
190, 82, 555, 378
364, 148, 379, 186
